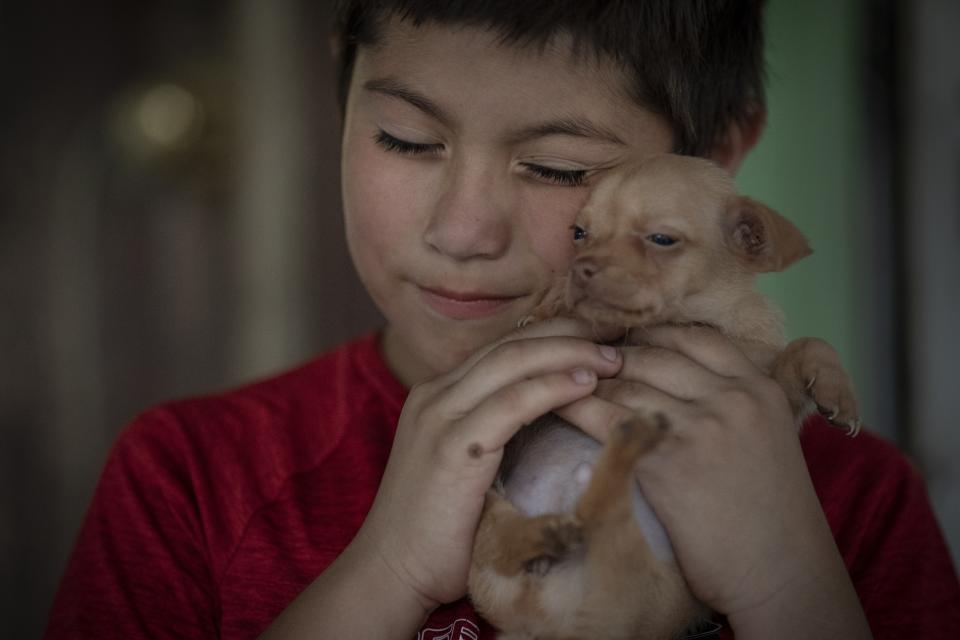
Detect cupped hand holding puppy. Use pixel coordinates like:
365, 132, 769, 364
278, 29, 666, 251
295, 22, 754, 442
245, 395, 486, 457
360, 319, 622, 606
557, 324, 873, 640
263, 318, 622, 639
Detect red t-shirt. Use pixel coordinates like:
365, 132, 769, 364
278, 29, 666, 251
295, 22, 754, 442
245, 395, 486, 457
45, 333, 960, 639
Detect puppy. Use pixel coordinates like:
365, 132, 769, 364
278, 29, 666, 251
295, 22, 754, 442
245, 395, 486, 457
467, 154, 859, 639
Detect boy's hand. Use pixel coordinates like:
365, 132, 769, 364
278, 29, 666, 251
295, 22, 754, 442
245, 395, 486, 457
557, 325, 871, 635
352, 318, 622, 612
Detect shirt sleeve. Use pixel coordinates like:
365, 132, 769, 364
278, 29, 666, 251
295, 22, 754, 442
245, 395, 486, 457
44, 409, 219, 639
844, 453, 960, 637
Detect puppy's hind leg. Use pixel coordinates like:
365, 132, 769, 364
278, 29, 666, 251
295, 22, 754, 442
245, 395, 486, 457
468, 491, 584, 634
570, 413, 702, 640
471, 491, 583, 579
574, 412, 668, 526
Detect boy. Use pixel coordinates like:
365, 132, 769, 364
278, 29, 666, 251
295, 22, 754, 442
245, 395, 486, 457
46, 2, 960, 639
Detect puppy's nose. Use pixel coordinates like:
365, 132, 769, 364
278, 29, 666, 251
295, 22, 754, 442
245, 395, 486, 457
572, 259, 598, 287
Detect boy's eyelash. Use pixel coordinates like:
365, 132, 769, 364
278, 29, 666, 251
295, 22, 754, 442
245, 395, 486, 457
374, 130, 586, 187
522, 163, 588, 187
373, 130, 444, 156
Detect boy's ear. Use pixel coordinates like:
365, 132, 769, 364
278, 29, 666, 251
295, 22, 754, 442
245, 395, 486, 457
711, 105, 767, 175
329, 34, 344, 61
725, 196, 812, 273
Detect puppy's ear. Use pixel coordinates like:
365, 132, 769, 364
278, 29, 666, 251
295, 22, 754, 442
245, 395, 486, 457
725, 196, 812, 272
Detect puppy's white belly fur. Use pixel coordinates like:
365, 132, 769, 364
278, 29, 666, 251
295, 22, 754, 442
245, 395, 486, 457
502, 423, 675, 562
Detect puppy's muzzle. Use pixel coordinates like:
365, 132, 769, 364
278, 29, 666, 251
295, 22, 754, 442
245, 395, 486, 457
572, 258, 599, 288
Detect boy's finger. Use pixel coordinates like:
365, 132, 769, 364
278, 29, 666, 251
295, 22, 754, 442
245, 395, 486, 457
440, 336, 621, 415
555, 383, 687, 443
632, 324, 759, 378
442, 317, 607, 385
553, 395, 632, 443
447, 369, 603, 459
618, 344, 731, 400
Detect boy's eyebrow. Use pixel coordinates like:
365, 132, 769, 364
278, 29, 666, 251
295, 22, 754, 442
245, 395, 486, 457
363, 77, 453, 128
505, 120, 625, 146
363, 76, 624, 146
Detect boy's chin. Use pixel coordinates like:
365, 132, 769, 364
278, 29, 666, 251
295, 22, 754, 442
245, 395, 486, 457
457, 316, 521, 353
435, 321, 516, 367
383, 320, 510, 384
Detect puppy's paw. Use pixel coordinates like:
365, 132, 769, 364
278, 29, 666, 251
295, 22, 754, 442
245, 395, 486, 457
775, 338, 861, 437
805, 367, 860, 436
520, 280, 571, 328
520, 301, 561, 327
517, 307, 553, 328
609, 412, 670, 463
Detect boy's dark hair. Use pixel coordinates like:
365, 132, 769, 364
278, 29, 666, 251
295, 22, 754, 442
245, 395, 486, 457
332, 1, 766, 157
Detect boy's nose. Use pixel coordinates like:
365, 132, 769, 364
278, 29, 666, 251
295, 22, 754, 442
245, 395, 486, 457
423, 162, 513, 261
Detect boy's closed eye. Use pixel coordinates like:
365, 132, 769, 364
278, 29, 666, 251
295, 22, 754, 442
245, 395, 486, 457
519, 163, 587, 187
373, 129, 444, 157
373, 129, 589, 187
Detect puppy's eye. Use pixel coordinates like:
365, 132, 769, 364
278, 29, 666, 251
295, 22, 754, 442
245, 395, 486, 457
571, 225, 588, 242
647, 233, 678, 247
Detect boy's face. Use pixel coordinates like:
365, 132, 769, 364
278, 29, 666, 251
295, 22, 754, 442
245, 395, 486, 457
340, 19, 673, 384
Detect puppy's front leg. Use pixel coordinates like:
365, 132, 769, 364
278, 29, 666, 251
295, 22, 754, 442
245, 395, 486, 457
518, 277, 570, 327
771, 337, 860, 435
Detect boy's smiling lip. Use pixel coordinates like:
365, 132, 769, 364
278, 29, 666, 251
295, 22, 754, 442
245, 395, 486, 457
419, 286, 525, 320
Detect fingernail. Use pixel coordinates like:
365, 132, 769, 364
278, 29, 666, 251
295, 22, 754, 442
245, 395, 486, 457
599, 345, 619, 362
572, 368, 595, 385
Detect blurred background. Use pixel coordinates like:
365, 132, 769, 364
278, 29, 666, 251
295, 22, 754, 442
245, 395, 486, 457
1, 0, 957, 636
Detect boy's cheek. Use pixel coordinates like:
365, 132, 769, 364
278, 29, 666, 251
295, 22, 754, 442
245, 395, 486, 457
342, 145, 428, 236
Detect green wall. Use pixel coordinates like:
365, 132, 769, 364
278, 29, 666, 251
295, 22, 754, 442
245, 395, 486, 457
736, 0, 870, 419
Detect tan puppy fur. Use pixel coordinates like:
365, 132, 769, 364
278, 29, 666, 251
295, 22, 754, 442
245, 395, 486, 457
467, 154, 859, 639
